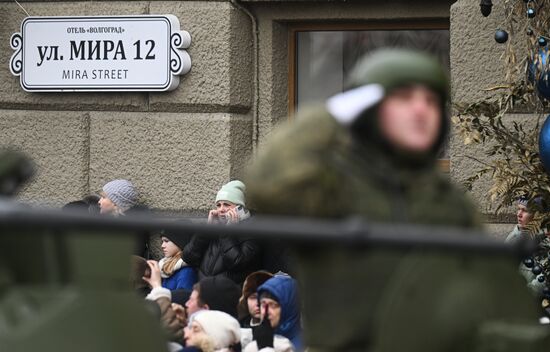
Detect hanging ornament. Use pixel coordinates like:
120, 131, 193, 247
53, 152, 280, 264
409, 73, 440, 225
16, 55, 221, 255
480, 0, 493, 17
539, 115, 550, 173
539, 37, 547, 47
527, 28, 534, 36
527, 8, 536, 18
495, 29, 509, 43
528, 48, 550, 99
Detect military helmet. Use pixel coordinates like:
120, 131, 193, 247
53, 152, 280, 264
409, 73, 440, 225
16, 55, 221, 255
341, 49, 450, 159
346, 48, 449, 103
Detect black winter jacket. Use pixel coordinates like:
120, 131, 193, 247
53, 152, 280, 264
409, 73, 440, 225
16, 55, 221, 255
182, 229, 261, 285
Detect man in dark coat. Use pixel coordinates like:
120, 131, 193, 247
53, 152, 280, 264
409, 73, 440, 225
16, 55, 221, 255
245, 49, 547, 351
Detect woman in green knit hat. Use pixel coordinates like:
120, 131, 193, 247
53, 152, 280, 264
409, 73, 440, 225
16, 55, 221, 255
183, 180, 261, 285
208, 180, 250, 225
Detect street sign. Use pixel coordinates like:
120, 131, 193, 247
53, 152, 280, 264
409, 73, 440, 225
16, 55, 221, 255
9, 15, 191, 92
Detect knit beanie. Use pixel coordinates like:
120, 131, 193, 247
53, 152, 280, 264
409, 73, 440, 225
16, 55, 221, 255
102, 179, 138, 212
172, 289, 191, 306
518, 195, 546, 213
215, 180, 246, 207
199, 276, 241, 318
518, 196, 529, 208
191, 310, 241, 350
161, 221, 193, 251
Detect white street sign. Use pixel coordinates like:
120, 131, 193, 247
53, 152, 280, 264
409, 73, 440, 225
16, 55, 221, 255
10, 15, 191, 92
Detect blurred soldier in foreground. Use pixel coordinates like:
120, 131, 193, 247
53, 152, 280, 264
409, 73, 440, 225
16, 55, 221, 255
246, 49, 548, 351
0, 151, 168, 352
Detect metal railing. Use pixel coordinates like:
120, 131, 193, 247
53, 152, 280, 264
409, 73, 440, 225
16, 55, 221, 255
0, 199, 535, 257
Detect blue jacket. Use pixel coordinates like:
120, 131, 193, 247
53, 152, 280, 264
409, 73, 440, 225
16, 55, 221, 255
162, 266, 197, 291
258, 275, 302, 350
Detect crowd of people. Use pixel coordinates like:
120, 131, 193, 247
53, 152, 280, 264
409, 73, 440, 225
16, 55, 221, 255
64, 177, 298, 351
59, 48, 550, 351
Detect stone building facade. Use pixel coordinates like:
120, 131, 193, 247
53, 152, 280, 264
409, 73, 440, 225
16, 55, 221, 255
0, 0, 512, 224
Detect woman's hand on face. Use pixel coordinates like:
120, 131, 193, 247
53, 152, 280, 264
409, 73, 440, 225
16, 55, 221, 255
143, 260, 162, 289
208, 209, 219, 224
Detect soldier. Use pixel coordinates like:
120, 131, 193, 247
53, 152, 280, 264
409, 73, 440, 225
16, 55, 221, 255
245, 49, 547, 351
0, 153, 169, 352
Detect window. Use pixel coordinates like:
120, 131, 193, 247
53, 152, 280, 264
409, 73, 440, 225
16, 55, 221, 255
289, 21, 450, 170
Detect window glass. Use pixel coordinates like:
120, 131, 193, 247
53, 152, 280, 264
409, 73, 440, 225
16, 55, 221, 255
295, 29, 450, 160
296, 30, 450, 111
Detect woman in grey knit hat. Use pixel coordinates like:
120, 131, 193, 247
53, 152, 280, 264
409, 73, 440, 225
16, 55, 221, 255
99, 179, 152, 258
98, 179, 139, 216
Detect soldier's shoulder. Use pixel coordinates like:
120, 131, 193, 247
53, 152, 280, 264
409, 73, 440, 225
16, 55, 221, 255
249, 105, 348, 175
245, 105, 349, 214
429, 172, 482, 227
269, 105, 346, 149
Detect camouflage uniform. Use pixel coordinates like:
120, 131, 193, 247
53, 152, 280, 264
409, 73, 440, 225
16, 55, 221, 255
246, 50, 546, 351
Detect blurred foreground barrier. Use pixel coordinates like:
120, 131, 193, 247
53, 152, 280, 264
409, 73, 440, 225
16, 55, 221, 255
0, 199, 545, 352
0, 199, 536, 255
